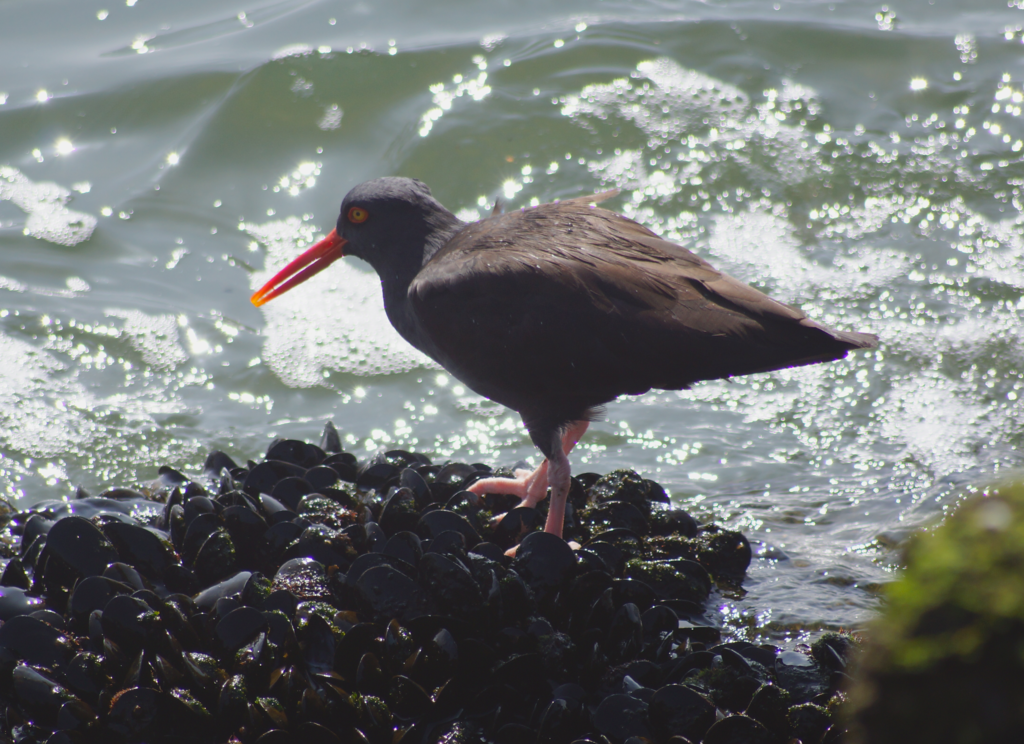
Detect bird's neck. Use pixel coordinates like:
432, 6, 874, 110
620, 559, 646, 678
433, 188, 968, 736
421, 208, 463, 264
379, 214, 463, 351
380, 214, 462, 298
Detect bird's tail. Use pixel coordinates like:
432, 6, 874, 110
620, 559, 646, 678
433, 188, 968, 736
832, 329, 879, 350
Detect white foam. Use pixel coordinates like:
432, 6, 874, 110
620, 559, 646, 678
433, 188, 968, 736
0, 333, 83, 458
105, 309, 189, 369
706, 209, 909, 302
0, 166, 96, 246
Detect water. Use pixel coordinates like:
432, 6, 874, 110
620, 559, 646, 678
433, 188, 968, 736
2, 0, 1022, 644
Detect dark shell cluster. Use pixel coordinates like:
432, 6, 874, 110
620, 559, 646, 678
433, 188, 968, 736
0, 423, 857, 744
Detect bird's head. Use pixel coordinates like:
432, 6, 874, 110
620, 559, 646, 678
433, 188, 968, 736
251, 176, 459, 306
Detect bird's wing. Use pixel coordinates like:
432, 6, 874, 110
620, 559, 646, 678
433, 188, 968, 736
409, 200, 871, 422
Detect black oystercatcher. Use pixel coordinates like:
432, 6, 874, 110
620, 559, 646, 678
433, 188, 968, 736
252, 177, 877, 543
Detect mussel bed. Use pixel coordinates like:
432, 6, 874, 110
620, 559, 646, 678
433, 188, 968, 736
0, 423, 857, 744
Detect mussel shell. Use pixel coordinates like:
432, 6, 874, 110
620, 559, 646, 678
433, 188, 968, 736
346, 553, 415, 588
300, 612, 335, 676
194, 571, 251, 611
0, 585, 45, 621
305, 466, 342, 492
648, 683, 716, 741
468, 542, 506, 564
0, 615, 76, 671
243, 460, 308, 499
221, 505, 269, 558
788, 702, 831, 744
416, 510, 480, 548
215, 606, 269, 657
581, 501, 650, 536
487, 507, 542, 551
181, 514, 220, 566
429, 463, 481, 503
640, 604, 679, 641
12, 664, 81, 726
267, 439, 326, 469
203, 450, 240, 478
537, 697, 582, 744
102, 562, 148, 592
379, 488, 421, 537
383, 450, 431, 470
605, 603, 644, 663
424, 530, 468, 560
273, 558, 332, 602
286, 522, 357, 566
703, 713, 775, 744
649, 508, 699, 538
587, 470, 652, 510
491, 652, 545, 693
107, 686, 213, 742
319, 422, 342, 454
35, 517, 118, 602
356, 566, 433, 623
182, 497, 219, 525
610, 578, 657, 612
417, 553, 483, 622
63, 651, 110, 705
775, 650, 829, 704
21, 515, 55, 557
270, 477, 313, 511
356, 462, 400, 491
382, 531, 422, 566
192, 530, 238, 586
590, 692, 651, 742
100, 594, 161, 655
624, 557, 711, 603
260, 495, 297, 525
1, 557, 31, 590
511, 531, 577, 594
322, 453, 358, 483
298, 720, 344, 744
743, 682, 790, 733
56, 697, 97, 733
67, 576, 131, 629
100, 522, 177, 582
398, 469, 431, 505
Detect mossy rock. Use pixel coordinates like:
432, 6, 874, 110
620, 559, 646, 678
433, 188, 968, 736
846, 479, 1024, 743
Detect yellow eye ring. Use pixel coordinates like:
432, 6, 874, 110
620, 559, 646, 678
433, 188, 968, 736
348, 206, 369, 224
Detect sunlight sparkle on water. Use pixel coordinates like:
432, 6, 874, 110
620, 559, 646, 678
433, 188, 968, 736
418, 70, 491, 137
502, 180, 522, 199
275, 161, 320, 195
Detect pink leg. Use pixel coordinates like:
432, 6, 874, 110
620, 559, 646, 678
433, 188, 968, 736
469, 420, 589, 539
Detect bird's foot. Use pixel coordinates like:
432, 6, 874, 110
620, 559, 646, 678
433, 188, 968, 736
504, 539, 580, 558
473, 420, 589, 555
468, 459, 550, 509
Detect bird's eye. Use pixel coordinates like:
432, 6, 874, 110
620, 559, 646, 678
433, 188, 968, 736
347, 207, 369, 224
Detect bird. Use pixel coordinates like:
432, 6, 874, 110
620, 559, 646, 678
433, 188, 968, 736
251, 177, 877, 545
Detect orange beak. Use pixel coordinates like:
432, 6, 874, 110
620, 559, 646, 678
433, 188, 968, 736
250, 229, 348, 306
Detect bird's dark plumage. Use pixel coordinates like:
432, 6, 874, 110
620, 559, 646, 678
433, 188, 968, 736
252, 177, 877, 547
